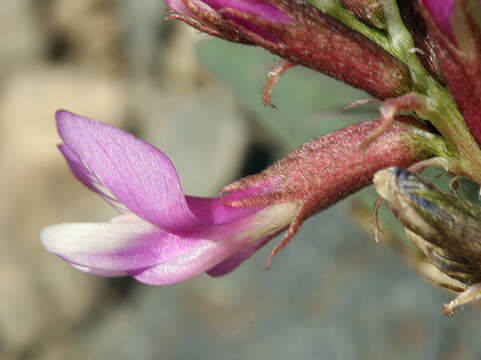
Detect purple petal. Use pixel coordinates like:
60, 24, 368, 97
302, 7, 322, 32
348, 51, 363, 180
58, 143, 128, 213
165, 0, 292, 43
51, 110, 301, 284
56, 110, 270, 231
202, 0, 292, 24
41, 219, 173, 271
42, 200, 298, 284
422, 0, 455, 40
130, 202, 298, 284
72, 264, 129, 278
206, 234, 271, 277
56, 110, 200, 231
165, 0, 195, 16
41, 214, 250, 279
165, 0, 215, 18
202, 0, 292, 42
185, 196, 263, 226
128, 235, 248, 285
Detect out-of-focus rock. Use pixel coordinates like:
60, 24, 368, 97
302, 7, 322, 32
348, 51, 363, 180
0, 65, 127, 352
121, 0, 167, 81
135, 85, 249, 196
0, 0, 46, 76
43, 0, 123, 73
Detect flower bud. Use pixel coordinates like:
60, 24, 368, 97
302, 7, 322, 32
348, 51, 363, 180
374, 167, 481, 288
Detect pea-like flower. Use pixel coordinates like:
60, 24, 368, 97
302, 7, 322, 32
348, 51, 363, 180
41, 110, 433, 284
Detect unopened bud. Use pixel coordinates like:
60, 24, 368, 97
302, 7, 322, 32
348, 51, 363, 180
374, 167, 481, 287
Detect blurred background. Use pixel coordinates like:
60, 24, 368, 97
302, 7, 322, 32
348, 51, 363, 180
2, 1, 481, 359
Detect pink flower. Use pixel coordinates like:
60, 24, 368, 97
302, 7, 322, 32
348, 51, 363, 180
41, 110, 299, 284
41, 110, 428, 284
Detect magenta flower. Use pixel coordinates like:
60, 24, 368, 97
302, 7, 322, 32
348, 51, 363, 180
41, 110, 430, 284
41, 110, 299, 284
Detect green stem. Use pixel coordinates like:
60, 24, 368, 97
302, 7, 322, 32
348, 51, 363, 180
381, 0, 430, 89
428, 94, 481, 184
